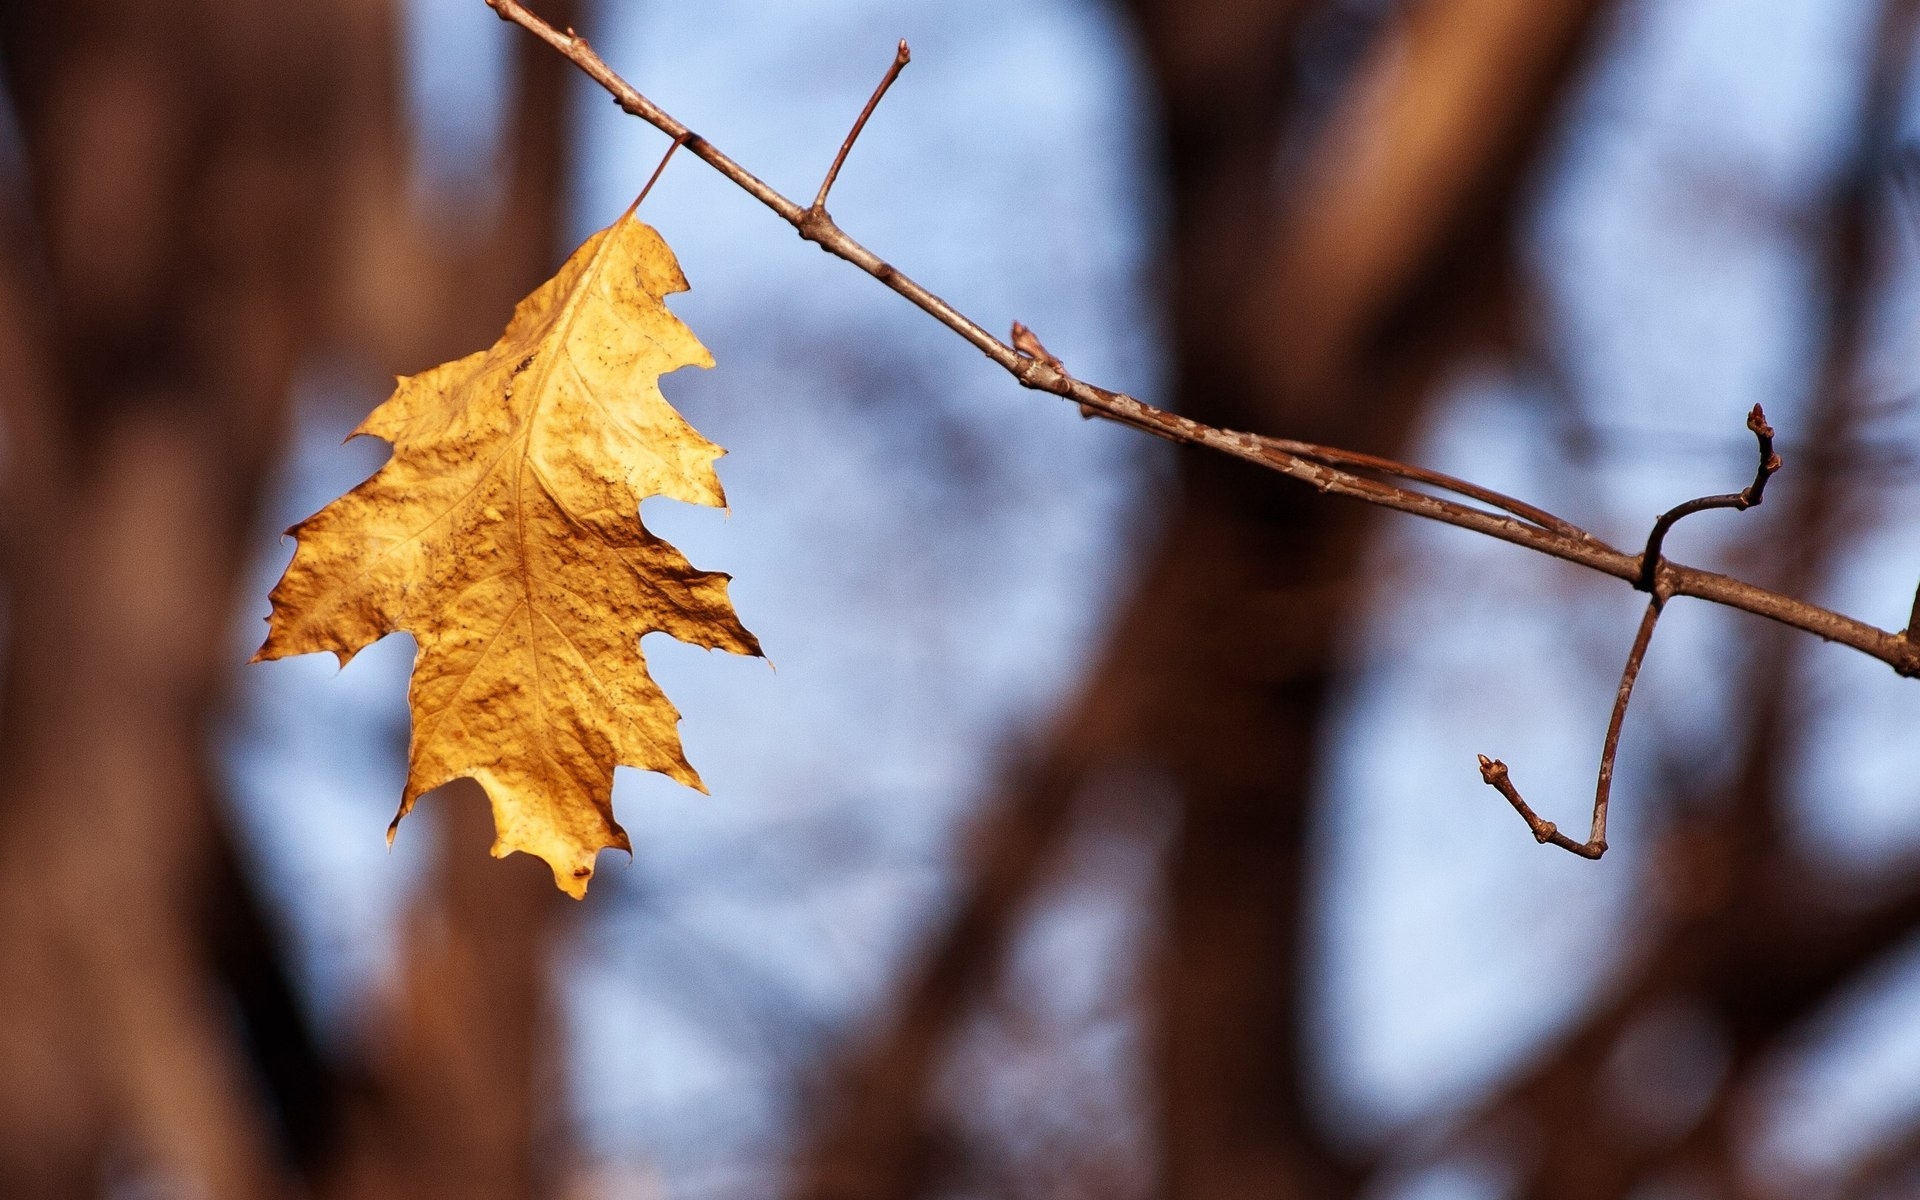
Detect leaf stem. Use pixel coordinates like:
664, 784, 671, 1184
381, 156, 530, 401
630, 132, 689, 213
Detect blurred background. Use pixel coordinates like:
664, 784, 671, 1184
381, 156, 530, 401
2, 0, 1919, 1197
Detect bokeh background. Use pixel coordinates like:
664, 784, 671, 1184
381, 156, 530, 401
2, 0, 1919, 1197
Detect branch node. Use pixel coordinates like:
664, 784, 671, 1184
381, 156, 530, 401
795, 206, 830, 244
811, 39, 912, 215
1011, 322, 1093, 416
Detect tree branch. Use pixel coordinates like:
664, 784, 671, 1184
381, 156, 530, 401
481, 0, 1920, 687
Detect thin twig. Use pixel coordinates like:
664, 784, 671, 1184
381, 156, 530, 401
1259, 436, 1596, 542
1477, 597, 1663, 859
1905, 580, 1920, 644
1639, 403, 1782, 592
482, 0, 1920, 683
813, 39, 911, 213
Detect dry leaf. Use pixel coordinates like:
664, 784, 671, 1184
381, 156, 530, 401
255, 211, 760, 897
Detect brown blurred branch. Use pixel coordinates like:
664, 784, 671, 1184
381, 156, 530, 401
1836, 1116, 1920, 1200
783, 0, 1628, 1193
789, 522, 1196, 1199
790, 735, 1098, 1200
0, 1, 372, 1193
1243, 0, 1617, 400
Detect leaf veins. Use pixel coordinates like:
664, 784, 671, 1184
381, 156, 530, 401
256, 212, 761, 897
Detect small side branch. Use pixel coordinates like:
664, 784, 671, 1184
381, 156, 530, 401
1260, 437, 1596, 542
1477, 597, 1664, 860
812, 40, 911, 213
1639, 404, 1782, 592
1905, 580, 1919, 644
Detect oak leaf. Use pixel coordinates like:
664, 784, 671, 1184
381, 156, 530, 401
255, 211, 761, 898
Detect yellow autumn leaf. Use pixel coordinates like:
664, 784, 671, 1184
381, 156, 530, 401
255, 211, 761, 898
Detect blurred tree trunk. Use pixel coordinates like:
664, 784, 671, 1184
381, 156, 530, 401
0, 0, 580, 1196
1130, 6, 1614, 1197
0, 3, 358, 1195
790, 1, 1616, 1197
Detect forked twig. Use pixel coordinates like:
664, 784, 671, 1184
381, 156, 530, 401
1479, 406, 1780, 858
813, 40, 912, 213
483, 1, 1920, 706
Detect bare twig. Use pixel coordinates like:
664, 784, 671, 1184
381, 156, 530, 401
813, 40, 911, 213
1905, 580, 1919, 643
1477, 598, 1663, 859
1481, 408, 1779, 857
1259, 436, 1596, 542
482, 0, 1920, 687
1639, 403, 1781, 592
